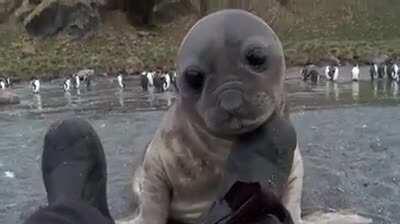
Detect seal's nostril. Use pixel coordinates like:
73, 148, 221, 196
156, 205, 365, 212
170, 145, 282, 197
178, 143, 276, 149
219, 90, 243, 113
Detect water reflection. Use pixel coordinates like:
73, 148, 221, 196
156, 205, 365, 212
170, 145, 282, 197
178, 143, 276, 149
392, 81, 399, 96
325, 81, 340, 101
352, 81, 359, 101
369, 79, 399, 98
4, 76, 400, 118
64, 91, 72, 105
372, 81, 378, 97
33, 94, 42, 111
117, 89, 124, 107
289, 79, 400, 111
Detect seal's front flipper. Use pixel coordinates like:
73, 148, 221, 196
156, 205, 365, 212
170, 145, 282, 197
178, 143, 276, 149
225, 116, 297, 196
200, 181, 294, 224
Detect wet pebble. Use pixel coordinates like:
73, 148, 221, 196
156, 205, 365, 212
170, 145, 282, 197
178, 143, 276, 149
370, 142, 388, 152
4, 171, 15, 178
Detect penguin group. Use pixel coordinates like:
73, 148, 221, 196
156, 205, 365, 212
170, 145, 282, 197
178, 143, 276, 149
140, 69, 177, 93
0, 76, 12, 89
302, 63, 341, 83
301, 64, 320, 83
370, 60, 400, 82
3, 67, 179, 99
63, 70, 93, 92
302, 60, 400, 83
324, 64, 340, 81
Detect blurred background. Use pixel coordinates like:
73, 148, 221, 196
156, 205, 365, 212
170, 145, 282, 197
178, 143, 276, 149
1, 1, 400, 224
1, 0, 400, 79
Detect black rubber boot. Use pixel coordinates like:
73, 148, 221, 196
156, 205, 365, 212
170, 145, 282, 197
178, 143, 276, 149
41, 117, 113, 221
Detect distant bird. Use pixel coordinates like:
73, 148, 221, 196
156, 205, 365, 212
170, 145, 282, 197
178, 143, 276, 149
83, 75, 91, 88
0, 76, 11, 89
64, 78, 72, 92
77, 69, 94, 88
325, 65, 339, 81
2, 77, 12, 87
117, 74, 125, 88
302, 64, 320, 83
146, 71, 154, 86
74, 74, 80, 88
140, 72, 149, 91
370, 64, 378, 80
378, 63, 386, 79
332, 66, 339, 81
153, 73, 164, 92
393, 64, 399, 82
352, 64, 360, 81
31, 79, 40, 94
0, 78, 5, 89
170, 71, 178, 91
324, 66, 330, 80
163, 73, 171, 91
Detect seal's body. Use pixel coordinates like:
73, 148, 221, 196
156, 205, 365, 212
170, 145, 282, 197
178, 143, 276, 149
121, 10, 371, 224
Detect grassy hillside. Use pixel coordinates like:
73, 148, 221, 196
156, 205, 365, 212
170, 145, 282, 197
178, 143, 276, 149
1, 0, 400, 80
276, 0, 400, 64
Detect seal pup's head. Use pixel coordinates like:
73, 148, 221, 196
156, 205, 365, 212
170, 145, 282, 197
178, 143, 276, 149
176, 10, 286, 137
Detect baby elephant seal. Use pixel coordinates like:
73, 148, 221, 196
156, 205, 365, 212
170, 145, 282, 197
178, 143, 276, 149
120, 9, 372, 224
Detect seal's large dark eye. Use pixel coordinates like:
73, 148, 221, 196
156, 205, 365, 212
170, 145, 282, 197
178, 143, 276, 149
184, 67, 205, 91
245, 47, 268, 72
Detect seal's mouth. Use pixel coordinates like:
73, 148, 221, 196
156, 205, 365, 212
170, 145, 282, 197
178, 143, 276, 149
205, 109, 272, 136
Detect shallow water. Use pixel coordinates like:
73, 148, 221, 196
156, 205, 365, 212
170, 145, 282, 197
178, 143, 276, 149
0, 70, 399, 224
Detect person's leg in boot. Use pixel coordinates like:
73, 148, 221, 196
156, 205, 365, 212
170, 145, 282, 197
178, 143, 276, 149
24, 118, 114, 224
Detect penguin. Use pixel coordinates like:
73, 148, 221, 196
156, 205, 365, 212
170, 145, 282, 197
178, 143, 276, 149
301, 65, 310, 81
83, 74, 91, 88
170, 71, 178, 91
31, 79, 40, 94
393, 63, 399, 82
74, 74, 80, 88
324, 65, 331, 80
378, 63, 386, 79
163, 72, 171, 91
63, 78, 72, 92
146, 71, 154, 86
302, 64, 319, 83
0, 79, 5, 89
352, 64, 360, 81
370, 64, 378, 80
153, 72, 164, 92
332, 66, 339, 81
140, 72, 149, 92
5, 77, 11, 87
117, 73, 125, 89
325, 65, 338, 81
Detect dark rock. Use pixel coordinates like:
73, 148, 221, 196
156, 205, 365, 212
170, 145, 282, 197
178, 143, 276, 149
0, 90, 20, 105
23, 0, 103, 38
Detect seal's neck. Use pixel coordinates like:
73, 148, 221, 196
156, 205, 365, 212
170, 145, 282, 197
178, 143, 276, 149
172, 104, 233, 161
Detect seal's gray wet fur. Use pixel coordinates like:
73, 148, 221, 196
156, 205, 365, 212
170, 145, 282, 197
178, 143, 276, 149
118, 9, 371, 224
